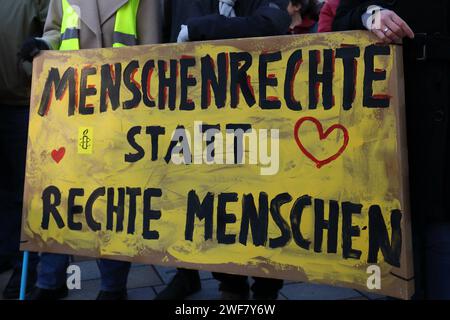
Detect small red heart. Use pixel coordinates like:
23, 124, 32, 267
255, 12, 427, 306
51, 147, 66, 164
294, 117, 349, 169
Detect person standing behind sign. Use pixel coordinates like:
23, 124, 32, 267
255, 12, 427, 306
317, 0, 340, 33
168, 0, 291, 43
286, 0, 322, 34
0, 0, 49, 300
333, 0, 450, 300
19, 0, 164, 300
155, 0, 290, 301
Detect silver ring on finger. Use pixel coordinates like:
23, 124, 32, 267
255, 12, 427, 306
383, 27, 390, 34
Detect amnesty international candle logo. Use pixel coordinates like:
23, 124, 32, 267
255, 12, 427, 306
21, 31, 414, 299
78, 127, 93, 154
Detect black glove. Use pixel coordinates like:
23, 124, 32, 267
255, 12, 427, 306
19, 37, 50, 62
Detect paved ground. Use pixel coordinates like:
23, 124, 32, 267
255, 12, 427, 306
0, 257, 386, 300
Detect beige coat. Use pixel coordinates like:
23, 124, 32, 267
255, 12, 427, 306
41, 0, 163, 49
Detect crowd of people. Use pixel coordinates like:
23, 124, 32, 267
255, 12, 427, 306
0, 0, 449, 300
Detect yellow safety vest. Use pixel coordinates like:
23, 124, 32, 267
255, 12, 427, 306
59, 0, 140, 50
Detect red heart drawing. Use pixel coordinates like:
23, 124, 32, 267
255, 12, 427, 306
51, 147, 66, 164
294, 117, 349, 169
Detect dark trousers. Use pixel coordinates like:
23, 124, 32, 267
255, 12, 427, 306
425, 223, 450, 299
212, 272, 283, 295
0, 105, 36, 268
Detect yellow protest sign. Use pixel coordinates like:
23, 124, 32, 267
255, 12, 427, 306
21, 31, 414, 299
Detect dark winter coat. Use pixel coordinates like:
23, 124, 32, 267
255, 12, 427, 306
166, 0, 291, 42
333, 0, 450, 223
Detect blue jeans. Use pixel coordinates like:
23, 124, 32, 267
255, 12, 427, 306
97, 259, 131, 292
37, 253, 131, 292
37, 253, 70, 289
426, 223, 450, 299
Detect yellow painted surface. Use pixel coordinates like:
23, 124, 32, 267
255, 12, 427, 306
22, 31, 413, 299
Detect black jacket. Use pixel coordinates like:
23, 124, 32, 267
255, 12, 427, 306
333, 0, 450, 223
333, 0, 446, 34
166, 0, 290, 42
